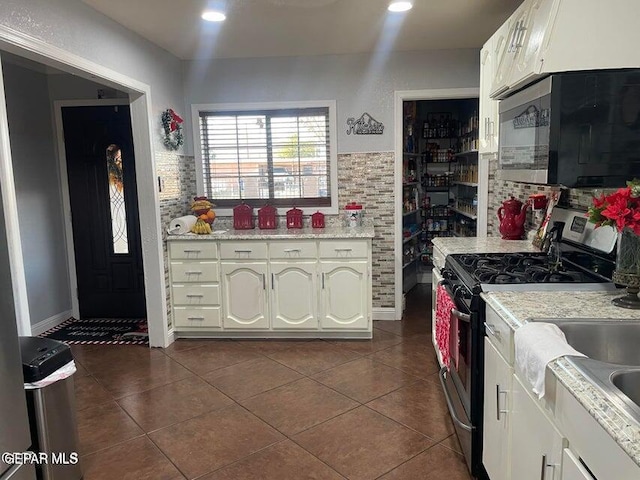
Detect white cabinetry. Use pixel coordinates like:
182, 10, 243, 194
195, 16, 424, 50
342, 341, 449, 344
320, 261, 368, 330
510, 0, 559, 90
479, 20, 507, 155
221, 262, 269, 329
319, 240, 370, 330
482, 338, 512, 480
168, 237, 372, 337
270, 262, 317, 330
491, 1, 531, 98
170, 241, 222, 330
510, 375, 565, 480
561, 449, 595, 480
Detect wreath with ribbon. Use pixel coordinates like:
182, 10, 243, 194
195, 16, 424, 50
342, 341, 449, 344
161, 108, 184, 151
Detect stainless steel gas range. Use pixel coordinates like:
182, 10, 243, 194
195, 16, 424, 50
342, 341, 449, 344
433, 207, 620, 478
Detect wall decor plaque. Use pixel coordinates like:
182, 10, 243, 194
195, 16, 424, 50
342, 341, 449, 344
346, 112, 384, 135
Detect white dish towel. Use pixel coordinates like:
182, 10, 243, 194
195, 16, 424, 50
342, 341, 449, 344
514, 322, 586, 399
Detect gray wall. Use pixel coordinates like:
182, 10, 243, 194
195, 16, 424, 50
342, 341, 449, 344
183, 49, 480, 154
3, 62, 71, 325
0, 0, 184, 149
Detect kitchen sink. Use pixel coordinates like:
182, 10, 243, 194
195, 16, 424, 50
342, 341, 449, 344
540, 319, 640, 366
530, 319, 640, 425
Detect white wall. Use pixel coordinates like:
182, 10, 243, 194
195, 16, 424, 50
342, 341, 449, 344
3, 62, 71, 326
183, 49, 480, 154
0, 0, 184, 147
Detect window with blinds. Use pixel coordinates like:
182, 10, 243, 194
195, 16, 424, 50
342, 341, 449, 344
198, 107, 331, 207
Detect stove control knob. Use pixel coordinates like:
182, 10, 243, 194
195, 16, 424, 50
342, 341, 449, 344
442, 269, 457, 281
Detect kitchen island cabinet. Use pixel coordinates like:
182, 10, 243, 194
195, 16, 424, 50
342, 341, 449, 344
167, 226, 373, 338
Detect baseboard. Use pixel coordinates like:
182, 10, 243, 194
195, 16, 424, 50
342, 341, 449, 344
31, 310, 73, 336
372, 307, 399, 321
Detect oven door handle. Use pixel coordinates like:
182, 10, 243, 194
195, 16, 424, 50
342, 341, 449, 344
451, 308, 471, 323
438, 367, 473, 432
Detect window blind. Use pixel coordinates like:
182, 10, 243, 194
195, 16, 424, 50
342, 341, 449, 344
199, 107, 331, 207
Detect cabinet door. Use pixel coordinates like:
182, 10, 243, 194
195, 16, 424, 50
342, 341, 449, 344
320, 261, 368, 329
510, 375, 564, 480
271, 262, 317, 330
491, 2, 531, 98
479, 43, 498, 154
482, 338, 512, 480
510, 0, 559, 89
561, 449, 595, 480
221, 262, 269, 329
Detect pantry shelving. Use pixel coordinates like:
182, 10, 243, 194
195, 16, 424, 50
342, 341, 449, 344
401, 98, 479, 292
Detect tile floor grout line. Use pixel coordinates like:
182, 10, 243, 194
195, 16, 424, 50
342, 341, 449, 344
371, 441, 441, 480
144, 431, 195, 479
359, 403, 453, 445
80, 432, 147, 458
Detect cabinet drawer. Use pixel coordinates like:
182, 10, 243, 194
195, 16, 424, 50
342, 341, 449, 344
173, 307, 221, 329
219, 242, 268, 259
319, 240, 368, 259
172, 284, 221, 305
169, 241, 218, 260
170, 261, 219, 283
270, 241, 317, 259
485, 307, 514, 364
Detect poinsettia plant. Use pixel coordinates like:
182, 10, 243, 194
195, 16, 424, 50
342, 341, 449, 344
588, 179, 640, 235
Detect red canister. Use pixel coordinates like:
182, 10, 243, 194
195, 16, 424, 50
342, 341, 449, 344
311, 211, 325, 228
233, 202, 254, 230
286, 207, 303, 229
258, 204, 277, 229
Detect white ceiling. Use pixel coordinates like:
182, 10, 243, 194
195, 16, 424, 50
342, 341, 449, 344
81, 0, 522, 60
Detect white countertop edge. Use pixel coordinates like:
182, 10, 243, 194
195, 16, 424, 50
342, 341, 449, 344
549, 358, 640, 466
167, 226, 375, 240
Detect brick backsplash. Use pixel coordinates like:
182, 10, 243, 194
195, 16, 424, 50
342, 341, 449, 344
157, 151, 197, 326
486, 153, 614, 238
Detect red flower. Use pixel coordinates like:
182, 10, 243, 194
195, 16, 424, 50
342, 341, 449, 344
587, 180, 640, 233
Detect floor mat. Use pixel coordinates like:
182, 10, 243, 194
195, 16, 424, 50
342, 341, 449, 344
39, 318, 149, 345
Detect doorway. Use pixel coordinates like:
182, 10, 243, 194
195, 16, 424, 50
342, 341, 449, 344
61, 105, 146, 319
394, 88, 480, 319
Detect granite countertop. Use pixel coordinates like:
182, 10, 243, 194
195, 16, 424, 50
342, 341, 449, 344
168, 225, 375, 241
432, 237, 540, 256
482, 290, 640, 466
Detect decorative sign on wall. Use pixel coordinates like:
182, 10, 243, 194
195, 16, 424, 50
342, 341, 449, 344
346, 112, 384, 135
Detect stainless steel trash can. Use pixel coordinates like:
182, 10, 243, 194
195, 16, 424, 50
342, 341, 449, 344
20, 337, 82, 480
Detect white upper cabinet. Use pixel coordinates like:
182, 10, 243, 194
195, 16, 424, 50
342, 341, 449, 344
491, 1, 531, 98
490, 0, 640, 99
509, 0, 560, 91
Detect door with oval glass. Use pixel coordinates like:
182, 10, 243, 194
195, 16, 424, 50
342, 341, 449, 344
62, 105, 146, 318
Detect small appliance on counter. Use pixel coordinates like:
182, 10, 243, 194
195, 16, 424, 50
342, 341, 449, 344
233, 202, 254, 229
497, 196, 529, 240
344, 202, 364, 228
311, 211, 325, 228
258, 204, 277, 229
286, 207, 303, 229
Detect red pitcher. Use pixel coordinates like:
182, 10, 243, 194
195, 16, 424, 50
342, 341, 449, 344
497, 196, 529, 240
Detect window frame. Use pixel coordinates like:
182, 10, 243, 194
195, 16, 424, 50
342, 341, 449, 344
191, 100, 339, 216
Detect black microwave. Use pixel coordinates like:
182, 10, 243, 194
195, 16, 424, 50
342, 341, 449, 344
498, 70, 640, 187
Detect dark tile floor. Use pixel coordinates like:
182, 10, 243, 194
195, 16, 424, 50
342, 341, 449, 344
72, 285, 471, 480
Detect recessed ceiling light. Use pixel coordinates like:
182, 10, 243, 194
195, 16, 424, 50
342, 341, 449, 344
201, 10, 226, 22
388, 1, 413, 12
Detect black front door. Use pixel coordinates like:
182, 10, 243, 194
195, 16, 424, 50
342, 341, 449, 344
62, 105, 146, 318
